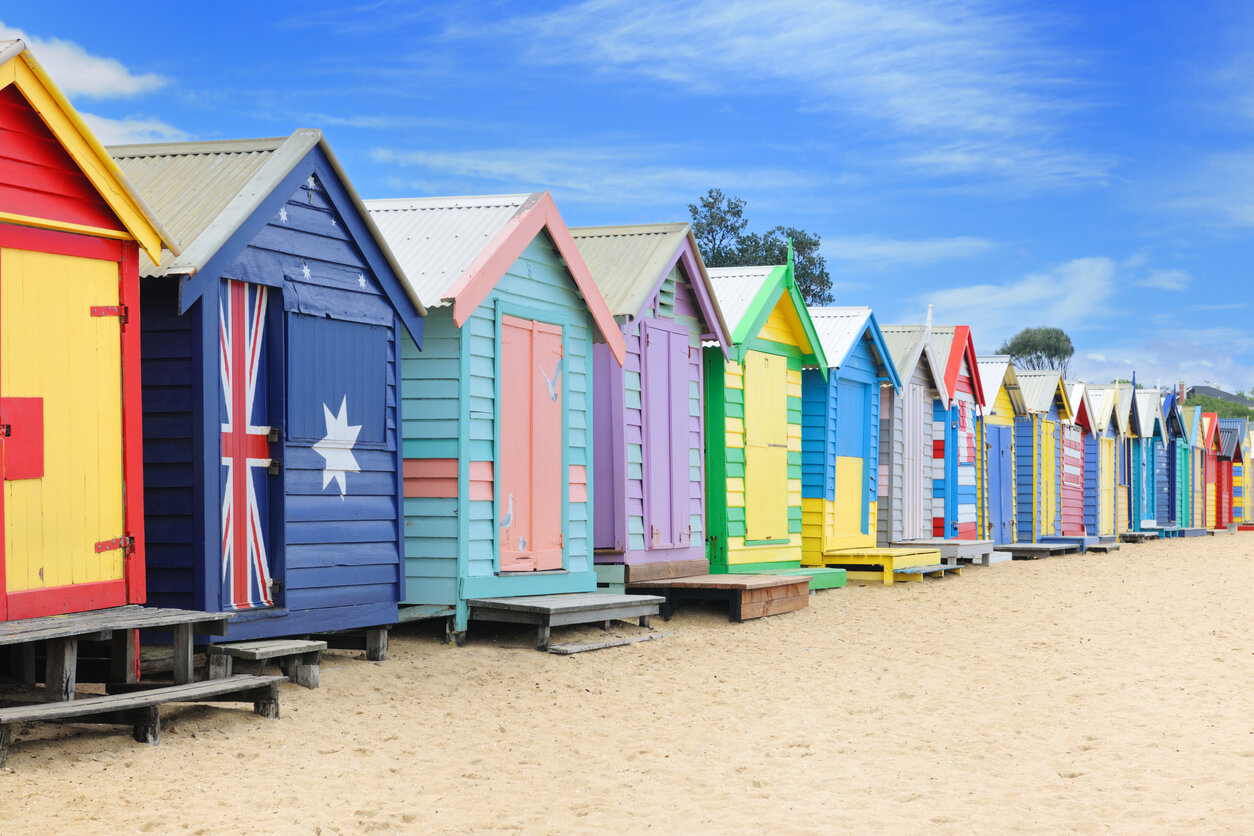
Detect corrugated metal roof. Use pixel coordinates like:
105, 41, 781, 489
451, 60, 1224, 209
1134, 389, 1164, 437
365, 194, 536, 308
112, 136, 290, 277
1219, 417, 1247, 458
1017, 370, 1063, 414
707, 265, 778, 336
808, 307, 871, 369
568, 223, 690, 317
0, 40, 23, 64
1114, 383, 1135, 434
881, 324, 949, 405
976, 355, 1010, 407
1086, 384, 1117, 433
931, 325, 957, 373
1067, 381, 1092, 432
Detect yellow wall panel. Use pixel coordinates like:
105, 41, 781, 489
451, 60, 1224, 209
724, 362, 743, 390
1041, 421, 1056, 535
759, 297, 805, 349
2, 249, 124, 593
1099, 438, 1115, 536
725, 417, 745, 436
725, 431, 744, 449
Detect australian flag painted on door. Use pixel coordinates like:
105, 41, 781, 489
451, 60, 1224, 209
219, 279, 275, 610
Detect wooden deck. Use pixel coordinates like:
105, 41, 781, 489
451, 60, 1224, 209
1120, 530, 1161, 543
892, 538, 995, 565
894, 564, 963, 580
467, 593, 663, 651
1004, 542, 1078, 559
732, 565, 847, 590
1039, 535, 1105, 554
807, 546, 942, 585
627, 574, 810, 621
1086, 542, 1121, 553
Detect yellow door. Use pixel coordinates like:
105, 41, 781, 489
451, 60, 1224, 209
1099, 438, 1115, 536
2, 249, 125, 596
1041, 420, 1056, 536
744, 351, 788, 541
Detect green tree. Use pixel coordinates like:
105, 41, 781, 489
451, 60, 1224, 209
688, 189, 833, 305
998, 326, 1075, 378
1183, 393, 1254, 420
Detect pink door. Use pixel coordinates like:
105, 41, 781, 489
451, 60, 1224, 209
498, 315, 564, 571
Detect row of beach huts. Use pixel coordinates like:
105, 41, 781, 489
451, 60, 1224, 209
0, 40, 1247, 754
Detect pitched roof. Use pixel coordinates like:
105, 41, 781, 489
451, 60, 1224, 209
1114, 383, 1136, 435
976, 355, 1025, 414
1, 39, 176, 262
1085, 384, 1118, 435
880, 325, 949, 406
806, 307, 901, 389
366, 191, 624, 364
706, 265, 778, 339
1067, 381, 1095, 434
705, 261, 828, 375
1133, 389, 1165, 438
1017, 370, 1073, 418
931, 325, 985, 406
1218, 417, 1246, 459
568, 222, 730, 349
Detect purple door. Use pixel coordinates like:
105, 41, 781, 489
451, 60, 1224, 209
641, 321, 690, 550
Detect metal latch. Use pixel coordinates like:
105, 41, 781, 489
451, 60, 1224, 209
95, 535, 134, 554
0, 424, 9, 437
91, 305, 129, 324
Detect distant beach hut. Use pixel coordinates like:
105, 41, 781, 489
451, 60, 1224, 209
702, 257, 832, 582
928, 326, 986, 540
1014, 371, 1074, 542
1217, 418, 1245, 529
567, 223, 731, 590
1201, 412, 1221, 529
876, 325, 950, 545
114, 132, 426, 639
1161, 392, 1190, 529
367, 193, 630, 639
1081, 384, 1119, 539
0, 40, 175, 620
1130, 389, 1166, 531
1112, 383, 1136, 534
1065, 381, 1096, 537
975, 356, 1028, 545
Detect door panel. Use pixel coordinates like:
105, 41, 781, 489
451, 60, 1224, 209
642, 323, 689, 548
744, 351, 788, 541
902, 383, 924, 537
2, 248, 124, 596
499, 316, 563, 571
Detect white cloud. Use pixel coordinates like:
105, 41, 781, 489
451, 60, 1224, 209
372, 144, 828, 205
1136, 268, 1192, 291
911, 256, 1116, 350
828, 234, 995, 267
81, 113, 190, 145
468, 0, 1108, 188
0, 23, 169, 98
1073, 330, 1254, 391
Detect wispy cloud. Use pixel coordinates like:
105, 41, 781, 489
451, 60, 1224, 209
1075, 328, 1254, 391
910, 256, 1117, 349
371, 144, 831, 205
1136, 268, 1192, 291
0, 23, 169, 98
1163, 149, 1254, 229
82, 113, 190, 145
828, 234, 996, 268
464, 0, 1108, 188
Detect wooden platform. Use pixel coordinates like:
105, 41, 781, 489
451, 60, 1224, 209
894, 564, 962, 580
808, 546, 942, 586
892, 539, 995, 566
467, 593, 663, 651
1177, 527, 1209, 538
1086, 542, 1120, 553
1147, 526, 1182, 539
1039, 535, 1105, 554
396, 604, 457, 623
208, 639, 325, 688
734, 565, 847, 590
1120, 530, 1161, 543
0, 674, 284, 766
594, 558, 709, 594
1004, 542, 1078, 559
627, 574, 810, 621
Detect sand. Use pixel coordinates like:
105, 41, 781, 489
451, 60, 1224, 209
1, 533, 1252, 834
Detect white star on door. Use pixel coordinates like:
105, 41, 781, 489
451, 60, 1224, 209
313, 395, 361, 497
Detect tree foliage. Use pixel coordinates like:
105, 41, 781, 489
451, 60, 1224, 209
998, 326, 1075, 378
688, 189, 833, 305
1183, 393, 1254, 421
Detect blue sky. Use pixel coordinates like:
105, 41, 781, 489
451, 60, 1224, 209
5, 2, 1254, 390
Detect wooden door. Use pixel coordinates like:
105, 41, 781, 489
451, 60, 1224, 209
744, 351, 788, 542
641, 322, 690, 549
1060, 423, 1084, 535
2, 248, 127, 616
901, 383, 925, 538
1099, 438, 1115, 536
986, 425, 1013, 545
499, 315, 564, 571
1041, 420, 1056, 536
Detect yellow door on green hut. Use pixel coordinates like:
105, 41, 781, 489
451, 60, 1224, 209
743, 351, 789, 542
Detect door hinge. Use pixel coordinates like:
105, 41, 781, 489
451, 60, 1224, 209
91, 305, 129, 324
651, 524, 660, 545
0, 424, 9, 437
558, 533, 564, 547
95, 535, 134, 554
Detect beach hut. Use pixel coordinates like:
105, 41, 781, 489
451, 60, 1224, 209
1181, 405, 1206, 530
113, 132, 425, 641
0, 40, 176, 620
1161, 392, 1189, 530
800, 308, 939, 583
1130, 389, 1165, 531
702, 260, 832, 582
876, 325, 950, 546
366, 193, 645, 641
566, 223, 732, 590
1014, 371, 1074, 542
1063, 381, 1095, 538
975, 356, 1028, 545
928, 326, 986, 542
1081, 384, 1119, 540
1217, 418, 1245, 530
1201, 412, 1221, 530
1112, 383, 1136, 534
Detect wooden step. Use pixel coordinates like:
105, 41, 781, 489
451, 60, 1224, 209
208, 640, 326, 689
627, 574, 809, 622
623, 559, 709, 583
893, 564, 962, 579
468, 593, 664, 651
0, 675, 285, 767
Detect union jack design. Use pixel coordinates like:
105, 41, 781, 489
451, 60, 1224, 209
220, 280, 274, 610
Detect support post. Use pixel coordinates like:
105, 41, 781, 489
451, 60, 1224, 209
45, 639, 78, 701
172, 624, 194, 684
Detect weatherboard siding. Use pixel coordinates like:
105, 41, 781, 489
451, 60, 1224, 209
877, 364, 935, 545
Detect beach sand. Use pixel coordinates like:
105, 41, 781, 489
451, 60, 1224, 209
1, 533, 1252, 834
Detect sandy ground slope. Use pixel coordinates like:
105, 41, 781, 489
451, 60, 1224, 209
0, 533, 1251, 834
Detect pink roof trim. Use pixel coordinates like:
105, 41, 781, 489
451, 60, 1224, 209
445, 191, 626, 366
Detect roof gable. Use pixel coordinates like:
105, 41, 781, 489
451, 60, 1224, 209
975, 355, 1027, 415
707, 260, 828, 376
1067, 381, 1094, 434
808, 307, 902, 390
1017, 370, 1073, 419
1085, 384, 1118, 435
367, 191, 623, 364
881, 325, 950, 406
1133, 390, 1165, 438
0, 39, 174, 261
113, 133, 425, 345
569, 222, 731, 352
932, 325, 985, 407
